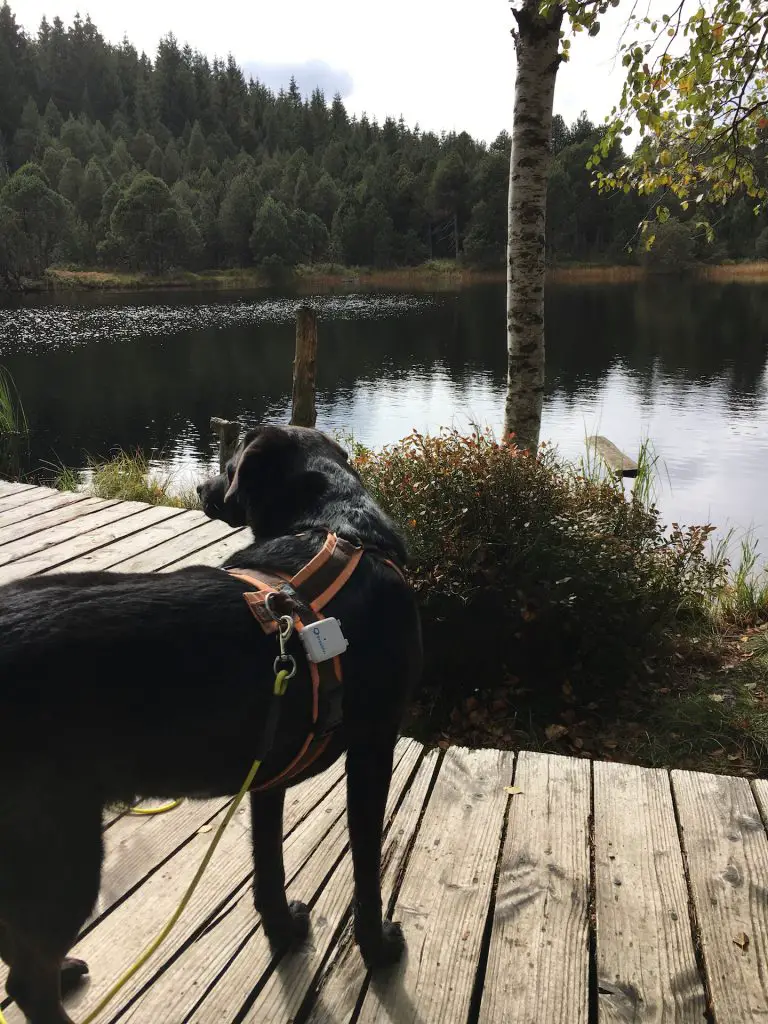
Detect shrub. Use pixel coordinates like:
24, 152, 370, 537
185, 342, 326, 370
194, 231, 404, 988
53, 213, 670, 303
355, 429, 724, 707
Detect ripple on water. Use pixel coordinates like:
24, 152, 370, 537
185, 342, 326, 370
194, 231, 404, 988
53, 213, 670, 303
0, 293, 434, 353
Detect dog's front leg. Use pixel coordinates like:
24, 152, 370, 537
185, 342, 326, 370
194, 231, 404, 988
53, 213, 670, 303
346, 737, 405, 968
249, 789, 310, 948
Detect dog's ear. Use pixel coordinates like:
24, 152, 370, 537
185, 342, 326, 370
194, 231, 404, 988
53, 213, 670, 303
224, 426, 295, 508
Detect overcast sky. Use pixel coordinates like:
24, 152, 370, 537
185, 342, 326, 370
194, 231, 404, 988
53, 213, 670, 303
11, 0, 636, 144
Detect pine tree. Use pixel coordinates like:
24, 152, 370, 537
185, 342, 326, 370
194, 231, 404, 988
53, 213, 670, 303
58, 155, 84, 205
162, 140, 182, 184
79, 157, 106, 224
12, 98, 41, 166
249, 196, 294, 266
218, 171, 263, 264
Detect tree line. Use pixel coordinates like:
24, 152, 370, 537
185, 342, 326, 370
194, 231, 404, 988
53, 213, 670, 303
0, 3, 765, 285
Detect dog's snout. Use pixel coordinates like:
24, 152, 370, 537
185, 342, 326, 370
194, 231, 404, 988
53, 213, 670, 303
196, 483, 204, 497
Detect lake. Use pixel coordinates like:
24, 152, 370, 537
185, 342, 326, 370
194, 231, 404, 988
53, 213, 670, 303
1, 279, 767, 551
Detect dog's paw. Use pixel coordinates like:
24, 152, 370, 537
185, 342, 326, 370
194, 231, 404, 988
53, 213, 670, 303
361, 920, 406, 970
263, 900, 310, 949
60, 958, 89, 996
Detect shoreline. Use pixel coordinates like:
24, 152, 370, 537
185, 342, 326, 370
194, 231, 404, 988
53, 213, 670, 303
10, 260, 768, 295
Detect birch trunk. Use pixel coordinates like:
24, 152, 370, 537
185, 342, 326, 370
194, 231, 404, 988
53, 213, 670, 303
504, 0, 563, 450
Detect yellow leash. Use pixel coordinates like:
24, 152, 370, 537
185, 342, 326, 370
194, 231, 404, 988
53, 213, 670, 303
0, 668, 291, 1024
128, 798, 182, 816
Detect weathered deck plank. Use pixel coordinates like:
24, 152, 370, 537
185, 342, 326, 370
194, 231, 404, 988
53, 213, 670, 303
305, 750, 440, 1024
595, 761, 706, 1024
0, 761, 351, 1024
0, 496, 115, 547
115, 740, 418, 1023
48, 508, 212, 574
479, 751, 590, 1024
115, 518, 242, 573
0, 489, 92, 530
186, 740, 425, 1023
157, 526, 250, 571
672, 770, 768, 1022
241, 748, 436, 1024
0, 480, 29, 497
0, 504, 183, 583
356, 747, 513, 1024
0, 484, 50, 510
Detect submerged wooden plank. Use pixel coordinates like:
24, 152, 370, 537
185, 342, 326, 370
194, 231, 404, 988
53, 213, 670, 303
672, 770, 768, 1022
114, 518, 240, 573
1, 762, 351, 1024
188, 739, 425, 1023
49, 508, 210, 574
479, 751, 590, 1024
587, 436, 638, 477
305, 750, 440, 1024
595, 761, 706, 1024
0, 496, 112, 547
357, 746, 513, 1024
0, 504, 181, 584
0, 489, 91, 530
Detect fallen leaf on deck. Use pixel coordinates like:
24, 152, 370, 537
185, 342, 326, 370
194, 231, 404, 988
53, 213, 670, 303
733, 932, 750, 951
198, 825, 213, 834
504, 786, 523, 796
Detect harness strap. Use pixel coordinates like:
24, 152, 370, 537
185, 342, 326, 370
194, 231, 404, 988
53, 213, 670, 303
226, 532, 366, 792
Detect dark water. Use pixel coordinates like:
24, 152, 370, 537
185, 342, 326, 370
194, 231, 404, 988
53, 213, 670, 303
1, 279, 768, 548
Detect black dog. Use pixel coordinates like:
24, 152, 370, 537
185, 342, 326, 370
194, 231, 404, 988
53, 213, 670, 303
0, 424, 421, 1024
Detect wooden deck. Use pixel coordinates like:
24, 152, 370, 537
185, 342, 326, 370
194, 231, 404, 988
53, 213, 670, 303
1, 480, 768, 1023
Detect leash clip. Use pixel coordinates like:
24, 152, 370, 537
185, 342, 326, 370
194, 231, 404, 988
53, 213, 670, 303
273, 611, 297, 679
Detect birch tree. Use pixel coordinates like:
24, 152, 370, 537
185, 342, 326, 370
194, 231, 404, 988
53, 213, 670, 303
505, 0, 611, 449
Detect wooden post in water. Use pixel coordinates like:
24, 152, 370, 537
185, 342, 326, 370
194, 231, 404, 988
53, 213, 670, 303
291, 305, 318, 428
210, 417, 240, 472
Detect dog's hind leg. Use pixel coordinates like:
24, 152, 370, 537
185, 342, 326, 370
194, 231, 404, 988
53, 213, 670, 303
5, 935, 75, 1024
346, 733, 405, 969
0, 788, 102, 1024
249, 789, 310, 949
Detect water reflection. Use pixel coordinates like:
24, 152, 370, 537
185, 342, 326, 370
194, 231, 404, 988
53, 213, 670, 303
1, 280, 767, 546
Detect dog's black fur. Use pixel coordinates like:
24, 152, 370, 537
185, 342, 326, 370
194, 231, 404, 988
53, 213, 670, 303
0, 424, 421, 1024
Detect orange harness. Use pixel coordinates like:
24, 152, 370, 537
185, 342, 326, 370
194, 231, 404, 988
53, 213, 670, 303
226, 532, 402, 791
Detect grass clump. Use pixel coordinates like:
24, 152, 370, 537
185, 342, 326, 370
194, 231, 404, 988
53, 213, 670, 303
57, 450, 199, 509
0, 367, 27, 480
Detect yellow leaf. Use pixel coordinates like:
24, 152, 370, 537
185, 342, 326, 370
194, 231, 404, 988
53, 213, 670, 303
504, 786, 523, 796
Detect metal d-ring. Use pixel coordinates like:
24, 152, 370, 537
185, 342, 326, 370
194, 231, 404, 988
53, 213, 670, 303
273, 653, 297, 679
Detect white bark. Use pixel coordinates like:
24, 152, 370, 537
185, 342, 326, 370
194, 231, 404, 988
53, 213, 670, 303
505, 0, 563, 450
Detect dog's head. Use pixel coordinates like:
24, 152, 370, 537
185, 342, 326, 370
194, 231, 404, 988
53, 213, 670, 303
197, 424, 354, 532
